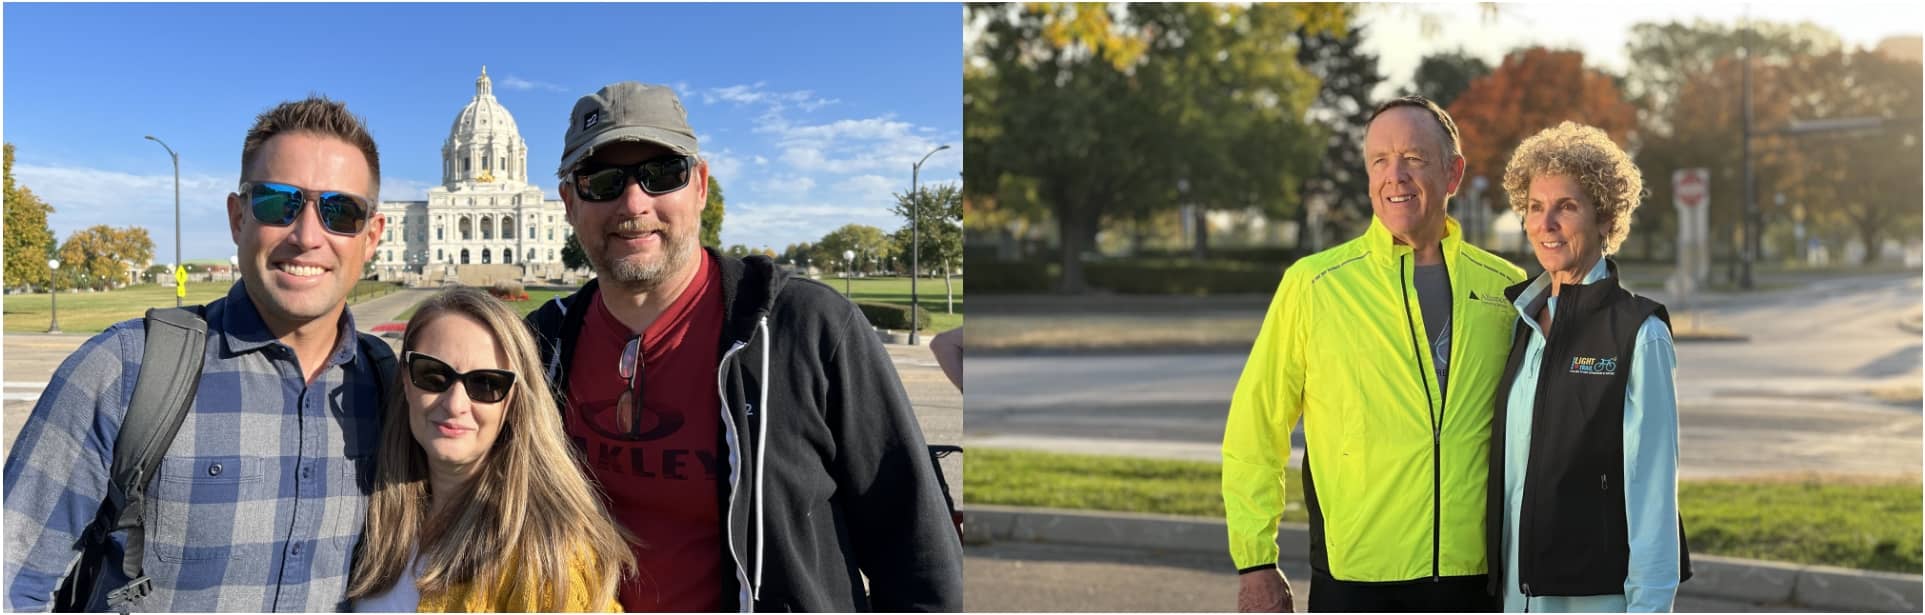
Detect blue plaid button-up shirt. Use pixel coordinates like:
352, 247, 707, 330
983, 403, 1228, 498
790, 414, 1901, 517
4, 282, 387, 612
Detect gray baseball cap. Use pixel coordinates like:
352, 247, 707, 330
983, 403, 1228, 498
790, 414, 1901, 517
556, 82, 699, 177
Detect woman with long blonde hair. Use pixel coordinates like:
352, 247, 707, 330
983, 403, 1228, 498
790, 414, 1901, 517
348, 287, 635, 612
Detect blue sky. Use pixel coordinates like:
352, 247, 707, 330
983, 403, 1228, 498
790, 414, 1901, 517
4, 2, 962, 263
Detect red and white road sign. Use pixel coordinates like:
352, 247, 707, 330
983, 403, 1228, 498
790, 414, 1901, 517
1673, 168, 1709, 209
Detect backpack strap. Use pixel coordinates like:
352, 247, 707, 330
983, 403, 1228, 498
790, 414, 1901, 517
98, 306, 208, 609
359, 333, 398, 402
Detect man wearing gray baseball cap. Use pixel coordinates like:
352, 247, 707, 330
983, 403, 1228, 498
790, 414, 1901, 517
526, 82, 964, 612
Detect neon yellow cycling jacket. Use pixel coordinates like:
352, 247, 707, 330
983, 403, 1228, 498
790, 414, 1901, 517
1223, 216, 1525, 582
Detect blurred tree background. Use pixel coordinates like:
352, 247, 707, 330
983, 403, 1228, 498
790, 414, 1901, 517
963, 5, 1922, 294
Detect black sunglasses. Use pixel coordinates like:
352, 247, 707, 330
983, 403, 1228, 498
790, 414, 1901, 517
404, 351, 517, 404
241, 181, 375, 236
569, 154, 695, 201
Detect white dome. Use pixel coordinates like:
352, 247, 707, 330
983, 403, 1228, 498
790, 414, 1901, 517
441, 67, 529, 189
449, 67, 520, 142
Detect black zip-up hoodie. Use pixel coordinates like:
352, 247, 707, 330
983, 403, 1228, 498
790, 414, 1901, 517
525, 248, 964, 612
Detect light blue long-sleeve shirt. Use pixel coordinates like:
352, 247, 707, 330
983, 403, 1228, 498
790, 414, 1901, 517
1500, 257, 1682, 613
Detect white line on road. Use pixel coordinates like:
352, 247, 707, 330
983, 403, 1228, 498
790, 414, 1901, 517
4, 382, 50, 388
4, 393, 41, 402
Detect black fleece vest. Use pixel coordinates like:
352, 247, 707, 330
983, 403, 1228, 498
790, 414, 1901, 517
1485, 259, 1693, 597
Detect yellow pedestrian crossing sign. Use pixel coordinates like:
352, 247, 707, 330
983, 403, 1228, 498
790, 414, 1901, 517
174, 266, 188, 298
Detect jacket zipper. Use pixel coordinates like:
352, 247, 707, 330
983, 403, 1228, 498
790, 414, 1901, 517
1398, 255, 1442, 581
717, 340, 752, 612
1520, 292, 1565, 600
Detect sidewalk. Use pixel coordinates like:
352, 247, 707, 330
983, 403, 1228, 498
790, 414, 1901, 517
967, 505, 1924, 612
349, 288, 433, 335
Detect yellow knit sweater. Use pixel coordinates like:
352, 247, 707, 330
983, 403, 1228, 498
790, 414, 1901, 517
412, 550, 619, 613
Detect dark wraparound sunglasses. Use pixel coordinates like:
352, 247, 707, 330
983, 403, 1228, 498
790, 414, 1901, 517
569, 154, 695, 201
241, 181, 375, 236
404, 351, 517, 404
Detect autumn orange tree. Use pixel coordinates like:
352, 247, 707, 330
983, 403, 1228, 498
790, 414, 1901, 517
1446, 48, 1639, 220
1764, 49, 1922, 263
1628, 20, 1918, 266
1624, 20, 1844, 262
55, 225, 155, 290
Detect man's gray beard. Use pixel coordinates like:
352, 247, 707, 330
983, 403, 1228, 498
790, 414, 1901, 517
593, 228, 697, 293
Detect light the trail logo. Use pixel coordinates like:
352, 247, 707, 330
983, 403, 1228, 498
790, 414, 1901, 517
1569, 355, 1618, 376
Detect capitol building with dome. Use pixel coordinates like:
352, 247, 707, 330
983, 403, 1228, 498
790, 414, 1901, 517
373, 67, 571, 284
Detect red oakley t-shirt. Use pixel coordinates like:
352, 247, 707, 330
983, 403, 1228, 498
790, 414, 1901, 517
566, 252, 726, 612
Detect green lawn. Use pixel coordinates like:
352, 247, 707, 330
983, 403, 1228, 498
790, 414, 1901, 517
2, 281, 396, 334
394, 287, 571, 321
966, 448, 1923, 574
967, 448, 1257, 519
392, 276, 964, 333
808, 275, 965, 333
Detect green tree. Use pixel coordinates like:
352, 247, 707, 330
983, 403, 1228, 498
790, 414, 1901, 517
811, 224, 894, 276
4, 143, 58, 289
780, 242, 815, 269
561, 231, 587, 270
701, 176, 725, 247
1406, 49, 1491, 108
56, 225, 154, 290
1295, 14, 1386, 250
965, 3, 1343, 291
891, 182, 964, 313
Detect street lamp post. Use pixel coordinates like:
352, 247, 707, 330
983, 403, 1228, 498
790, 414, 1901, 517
47, 259, 61, 333
145, 135, 182, 307
909, 144, 951, 345
843, 249, 855, 296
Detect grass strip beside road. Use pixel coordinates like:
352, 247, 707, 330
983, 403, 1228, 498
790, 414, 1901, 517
2, 281, 398, 334
817, 275, 964, 334
389, 276, 965, 331
966, 448, 1923, 574
973, 314, 1261, 352
394, 288, 572, 321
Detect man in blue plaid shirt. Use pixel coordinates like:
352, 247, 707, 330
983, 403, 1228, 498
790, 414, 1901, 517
4, 97, 392, 612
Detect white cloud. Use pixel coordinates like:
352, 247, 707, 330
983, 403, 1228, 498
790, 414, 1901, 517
702, 148, 745, 184
709, 82, 770, 105
497, 75, 567, 92
17, 164, 233, 220
834, 174, 898, 204
752, 155, 769, 166
751, 174, 817, 195
760, 114, 959, 176
699, 82, 838, 114
15, 163, 238, 260
13, 164, 448, 260
719, 200, 905, 250
378, 177, 436, 202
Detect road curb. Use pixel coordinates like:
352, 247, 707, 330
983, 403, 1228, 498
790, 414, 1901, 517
966, 505, 1922, 612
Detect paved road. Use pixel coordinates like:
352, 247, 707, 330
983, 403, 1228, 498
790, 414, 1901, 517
967, 271, 1923, 479
964, 541, 1819, 612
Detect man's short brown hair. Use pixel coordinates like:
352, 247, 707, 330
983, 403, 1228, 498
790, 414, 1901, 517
1367, 95, 1462, 160
239, 96, 381, 201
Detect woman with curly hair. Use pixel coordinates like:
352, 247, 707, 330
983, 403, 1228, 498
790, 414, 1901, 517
348, 287, 636, 611
1484, 121, 1692, 612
